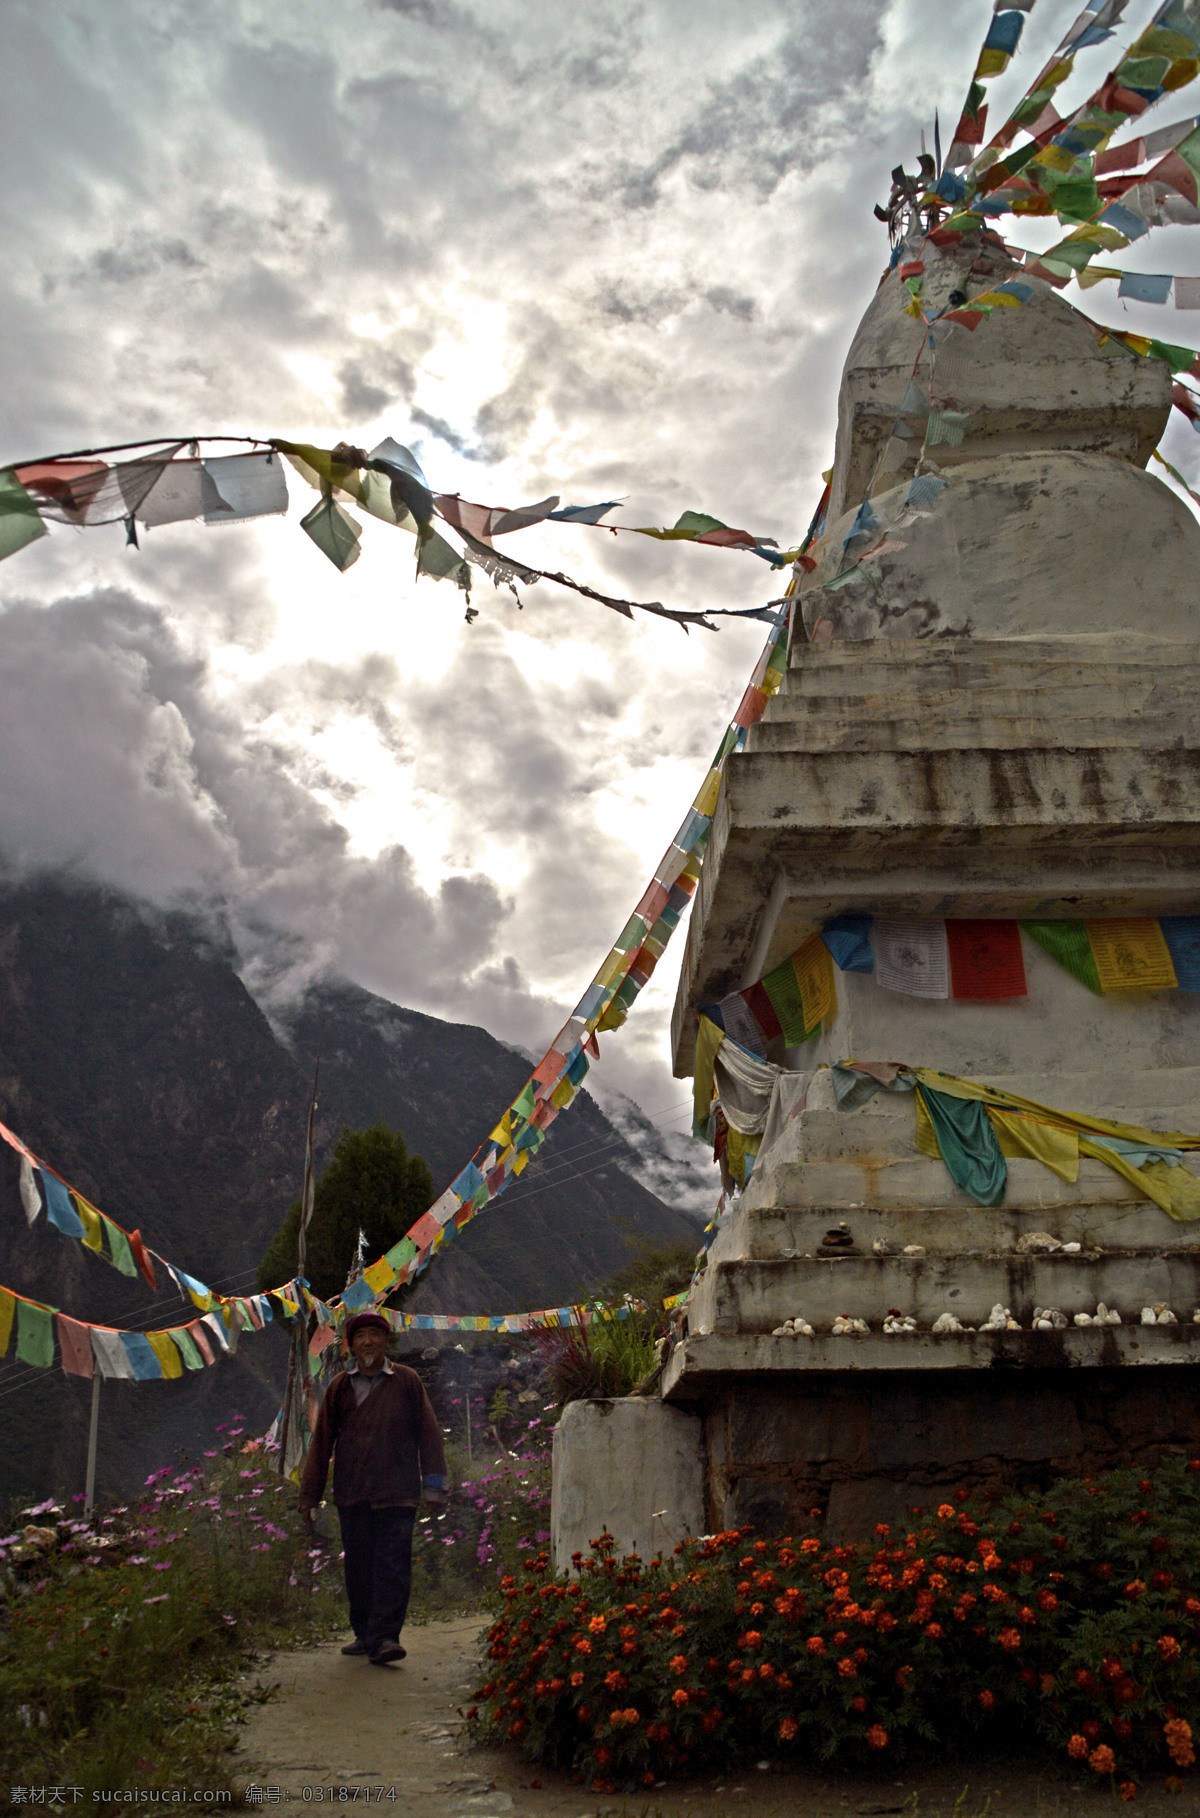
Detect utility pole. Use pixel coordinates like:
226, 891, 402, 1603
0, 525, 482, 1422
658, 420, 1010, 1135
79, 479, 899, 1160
84, 1373, 100, 1514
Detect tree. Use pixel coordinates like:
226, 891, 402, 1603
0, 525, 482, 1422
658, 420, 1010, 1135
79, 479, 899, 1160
256, 1123, 434, 1304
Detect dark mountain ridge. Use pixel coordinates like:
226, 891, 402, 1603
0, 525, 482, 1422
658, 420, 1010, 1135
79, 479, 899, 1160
0, 877, 697, 1501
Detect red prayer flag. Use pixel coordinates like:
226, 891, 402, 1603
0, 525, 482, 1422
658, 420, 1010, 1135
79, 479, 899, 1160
55, 1313, 95, 1378
743, 980, 784, 1042
947, 919, 1027, 999
128, 1228, 157, 1291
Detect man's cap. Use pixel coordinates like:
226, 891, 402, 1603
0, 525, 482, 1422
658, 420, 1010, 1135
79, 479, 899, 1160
345, 1311, 390, 1342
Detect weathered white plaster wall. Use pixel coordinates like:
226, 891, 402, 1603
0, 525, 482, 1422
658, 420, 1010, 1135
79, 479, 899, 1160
550, 1398, 705, 1574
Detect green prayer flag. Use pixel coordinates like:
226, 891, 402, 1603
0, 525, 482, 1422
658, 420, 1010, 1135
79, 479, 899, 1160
169, 1326, 205, 1371
1022, 920, 1102, 993
16, 1298, 56, 1368
415, 525, 470, 589
673, 511, 727, 537
385, 1237, 418, 1270
1177, 125, 1200, 183
0, 469, 49, 564
1149, 339, 1199, 375
916, 1085, 1008, 1206
300, 496, 362, 571
513, 1082, 537, 1121
761, 952, 819, 1046
103, 1218, 139, 1277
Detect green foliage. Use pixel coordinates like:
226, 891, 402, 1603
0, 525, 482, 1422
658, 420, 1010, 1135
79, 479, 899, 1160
530, 1312, 658, 1405
0, 1447, 335, 1793
599, 1239, 699, 1316
257, 1123, 433, 1302
473, 1455, 1200, 1797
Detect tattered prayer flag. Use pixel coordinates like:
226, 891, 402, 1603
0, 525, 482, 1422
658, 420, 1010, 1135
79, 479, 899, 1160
1086, 918, 1178, 991
0, 1289, 14, 1357
1022, 919, 1102, 992
1160, 915, 1200, 989
91, 1326, 135, 1379
871, 917, 950, 998
19, 1158, 41, 1226
201, 1310, 231, 1352
946, 919, 1028, 998
103, 1218, 139, 1278
16, 1298, 55, 1368
42, 1171, 84, 1239
120, 1331, 163, 1381
0, 468, 49, 563
201, 453, 288, 525
300, 496, 362, 571
761, 947, 817, 1046
188, 1320, 215, 1365
55, 1313, 95, 1378
166, 1327, 202, 1372
742, 980, 783, 1044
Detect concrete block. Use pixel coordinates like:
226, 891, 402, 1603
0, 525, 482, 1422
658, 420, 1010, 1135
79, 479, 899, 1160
550, 1397, 705, 1574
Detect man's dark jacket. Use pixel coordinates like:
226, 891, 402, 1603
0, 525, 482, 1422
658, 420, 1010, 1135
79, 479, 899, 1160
299, 1364, 446, 1511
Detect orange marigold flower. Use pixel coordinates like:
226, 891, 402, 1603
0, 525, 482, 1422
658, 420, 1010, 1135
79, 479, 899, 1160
1040, 1674, 1055, 1696
778, 1716, 799, 1741
850, 1694, 866, 1712
672, 1688, 689, 1707
669, 1654, 688, 1674
742, 1630, 763, 1650
1067, 1735, 1088, 1759
570, 1670, 584, 1687
801, 1538, 820, 1554
1018, 1606, 1037, 1626
807, 1636, 826, 1654
619, 1624, 637, 1640
621, 1642, 636, 1657
741, 1667, 755, 1685
1157, 1636, 1182, 1661
574, 1638, 591, 1654
866, 1725, 889, 1750
1089, 1746, 1116, 1774
998, 1628, 1021, 1651
604, 1670, 627, 1691
1124, 1581, 1146, 1601
924, 1622, 944, 1641
1037, 1590, 1059, 1613
837, 1658, 857, 1679
1118, 1782, 1137, 1802
759, 1663, 775, 1679
979, 1690, 996, 1711
588, 1615, 607, 1632
937, 1504, 956, 1520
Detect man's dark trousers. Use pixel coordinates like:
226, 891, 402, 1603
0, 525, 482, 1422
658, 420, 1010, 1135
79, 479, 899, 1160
337, 1504, 415, 1650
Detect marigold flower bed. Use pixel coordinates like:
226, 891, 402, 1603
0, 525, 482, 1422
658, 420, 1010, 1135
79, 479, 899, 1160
472, 1455, 1200, 1796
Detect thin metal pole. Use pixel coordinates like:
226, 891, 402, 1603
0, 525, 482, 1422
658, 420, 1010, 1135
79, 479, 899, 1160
84, 1374, 100, 1514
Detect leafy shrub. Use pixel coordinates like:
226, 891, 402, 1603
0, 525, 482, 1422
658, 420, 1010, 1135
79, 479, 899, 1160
530, 1314, 658, 1404
472, 1455, 1200, 1797
0, 1429, 334, 1791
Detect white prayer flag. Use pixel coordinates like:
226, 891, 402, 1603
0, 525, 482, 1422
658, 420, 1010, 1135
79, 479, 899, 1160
871, 916, 950, 998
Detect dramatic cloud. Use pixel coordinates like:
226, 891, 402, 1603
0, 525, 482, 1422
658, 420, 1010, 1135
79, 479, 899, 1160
3, 0, 1191, 1166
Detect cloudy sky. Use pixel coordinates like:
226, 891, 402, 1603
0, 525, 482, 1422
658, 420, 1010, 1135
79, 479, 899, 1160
3, 0, 1199, 1182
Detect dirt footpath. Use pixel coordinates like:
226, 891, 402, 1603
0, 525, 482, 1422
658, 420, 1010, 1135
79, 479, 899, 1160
233, 1617, 1194, 1817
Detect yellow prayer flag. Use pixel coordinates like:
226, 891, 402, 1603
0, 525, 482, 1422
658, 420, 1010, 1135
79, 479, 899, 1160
792, 933, 833, 1032
0, 1289, 13, 1358
551, 1079, 576, 1111
363, 1257, 398, 1294
914, 1091, 940, 1159
693, 1014, 726, 1137
513, 1149, 529, 1176
971, 292, 1021, 309
490, 1113, 512, 1147
1086, 919, 1178, 992
1077, 265, 1123, 289
1032, 143, 1078, 172
694, 768, 722, 817
74, 1196, 103, 1253
146, 1330, 183, 1379
595, 949, 625, 990
975, 47, 1010, 77
988, 1109, 1080, 1183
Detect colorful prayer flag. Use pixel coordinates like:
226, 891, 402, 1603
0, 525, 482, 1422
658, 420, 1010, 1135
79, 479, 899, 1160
1086, 918, 1178, 991
946, 919, 1028, 998
871, 917, 950, 998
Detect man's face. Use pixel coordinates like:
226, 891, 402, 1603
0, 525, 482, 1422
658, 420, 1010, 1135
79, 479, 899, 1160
351, 1325, 388, 1373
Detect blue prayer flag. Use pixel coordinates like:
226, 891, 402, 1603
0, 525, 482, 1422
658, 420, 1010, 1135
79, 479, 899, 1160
451, 1161, 485, 1201
341, 1276, 375, 1312
1118, 272, 1173, 304
120, 1331, 163, 1381
1098, 203, 1150, 241
1161, 916, 1200, 990
42, 1171, 84, 1239
983, 10, 1024, 53
822, 914, 875, 974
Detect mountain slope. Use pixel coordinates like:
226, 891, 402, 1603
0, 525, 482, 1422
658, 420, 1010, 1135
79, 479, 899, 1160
0, 878, 697, 1500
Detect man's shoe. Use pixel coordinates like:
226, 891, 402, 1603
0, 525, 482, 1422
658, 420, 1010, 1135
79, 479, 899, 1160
367, 1642, 407, 1666
340, 1640, 370, 1655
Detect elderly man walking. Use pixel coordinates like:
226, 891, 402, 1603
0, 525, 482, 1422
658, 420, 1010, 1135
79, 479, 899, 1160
299, 1310, 447, 1665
